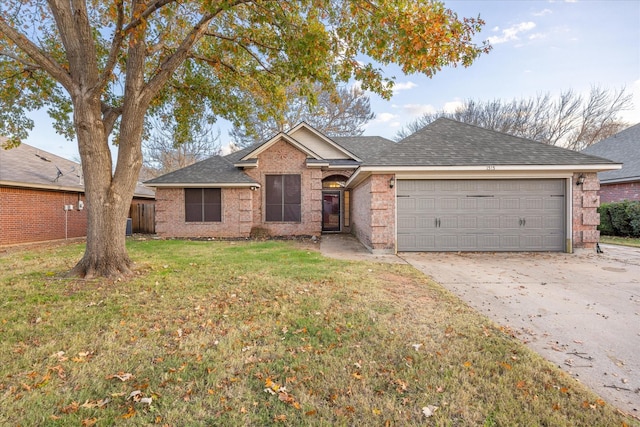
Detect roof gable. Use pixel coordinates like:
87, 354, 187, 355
581, 123, 640, 182
237, 122, 361, 162
287, 122, 362, 161
239, 132, 322, 162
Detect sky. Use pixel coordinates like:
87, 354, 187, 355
21, 0, 640, 161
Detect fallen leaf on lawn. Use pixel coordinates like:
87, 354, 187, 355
122, 406, 136, 419
463, 361, 472, 368
107, 372, 134, 382
139, 397, 153, 405
273, 414, 287, 422
60, 402, 79, 414
81, 398, 110, 409
352, 372, 362, 380
372, 408, 382, 415
127, 390, 143, 401
499, 362, 512, 370
422, 405, 438, 418
81, 418, 97, 426
51, 351, 67, 361
305, 410, 317, 416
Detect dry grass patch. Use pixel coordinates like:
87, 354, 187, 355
0, 239, 637, 426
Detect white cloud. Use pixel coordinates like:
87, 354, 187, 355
392, 81, 418, 94
374, 112, 400, 123
488, 22, 536, 44
403, 104, 436, 116
533, 8, 552, 17
443, 101, 464, 114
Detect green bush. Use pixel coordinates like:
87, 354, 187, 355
598, 200, 640, 237
598, 203, 614, 235
627, 201, 640, 236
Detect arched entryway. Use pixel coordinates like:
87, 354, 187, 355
322, 175, 349, 232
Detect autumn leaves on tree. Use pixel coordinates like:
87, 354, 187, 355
0, 0, 490, 277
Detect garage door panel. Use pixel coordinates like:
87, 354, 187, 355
397, 179, 565, 252
501, 216, 521, 229
417, 197, 435, 210
458, 216, 477, 229
501, 197, 520, 210
478, 198, 500, 210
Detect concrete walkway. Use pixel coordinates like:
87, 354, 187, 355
320, 234, 640, 416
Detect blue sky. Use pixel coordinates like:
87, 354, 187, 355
23, 0, 640, 161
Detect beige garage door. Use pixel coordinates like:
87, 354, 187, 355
397, 179, 565, 251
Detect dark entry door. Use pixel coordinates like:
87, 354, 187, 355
322, 192, 341, 232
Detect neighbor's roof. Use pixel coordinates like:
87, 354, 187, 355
364, 118, 620, 167
0, 140, 155, 198
581, 123, 640, 183
144, 155, 258, 187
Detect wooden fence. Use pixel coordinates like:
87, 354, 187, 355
130, 203, 155, 234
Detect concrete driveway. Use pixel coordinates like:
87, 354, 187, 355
401, 245, 640, 416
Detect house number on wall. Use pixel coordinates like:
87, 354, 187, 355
486, 165, 496, 170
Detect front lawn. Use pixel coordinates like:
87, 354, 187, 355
0, 239, 636, 426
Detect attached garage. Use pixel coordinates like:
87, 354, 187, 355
397, 179, 566, 252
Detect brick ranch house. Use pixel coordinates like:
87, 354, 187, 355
582, 122, 640, 203
146, 118, 620, 253
0, 141, 155, 246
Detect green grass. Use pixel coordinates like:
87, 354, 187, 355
600, 235, 640, 248
0, 239, 637, 426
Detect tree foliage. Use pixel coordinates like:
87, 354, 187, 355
0, 0, 489, 278
229, 84, 375, 148
396, 86, 632, 150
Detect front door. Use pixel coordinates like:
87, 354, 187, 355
322, 191, 341, 232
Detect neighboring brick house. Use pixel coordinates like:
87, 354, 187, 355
582, 123, 640, 203
146, 119, 620, 253
0, 141, 155, 246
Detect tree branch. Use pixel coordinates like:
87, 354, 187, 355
140, 0, 254, 106
0, 17, 73, 91
121, 0, 176, 34
95, 0, 125, 95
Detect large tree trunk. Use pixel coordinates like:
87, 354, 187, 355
69, 97, 142, 279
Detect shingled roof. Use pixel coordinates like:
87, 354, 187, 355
144, 155, 258, 186
330, 136, 396, 162
365, 118, 619, 167
581, 123, 640, 183
0, 141, 155, 197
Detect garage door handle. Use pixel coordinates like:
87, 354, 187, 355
523, 218, 526, 226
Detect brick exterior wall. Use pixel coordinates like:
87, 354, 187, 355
0, 187, 87, 246
599, 181, 640, 203
351, 177, 372, 248
572, 172, 600, 250
245, 139, 322, 237
155, 138, 350, 239
155, 187, 253, 238
350, 174, 395, 253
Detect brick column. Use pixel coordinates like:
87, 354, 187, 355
572, 172, 600, 249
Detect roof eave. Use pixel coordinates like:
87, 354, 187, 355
0, 180, 84, 193
346, 163, 622, 189
1, 180, 155, 198
147, 182, 260, 189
